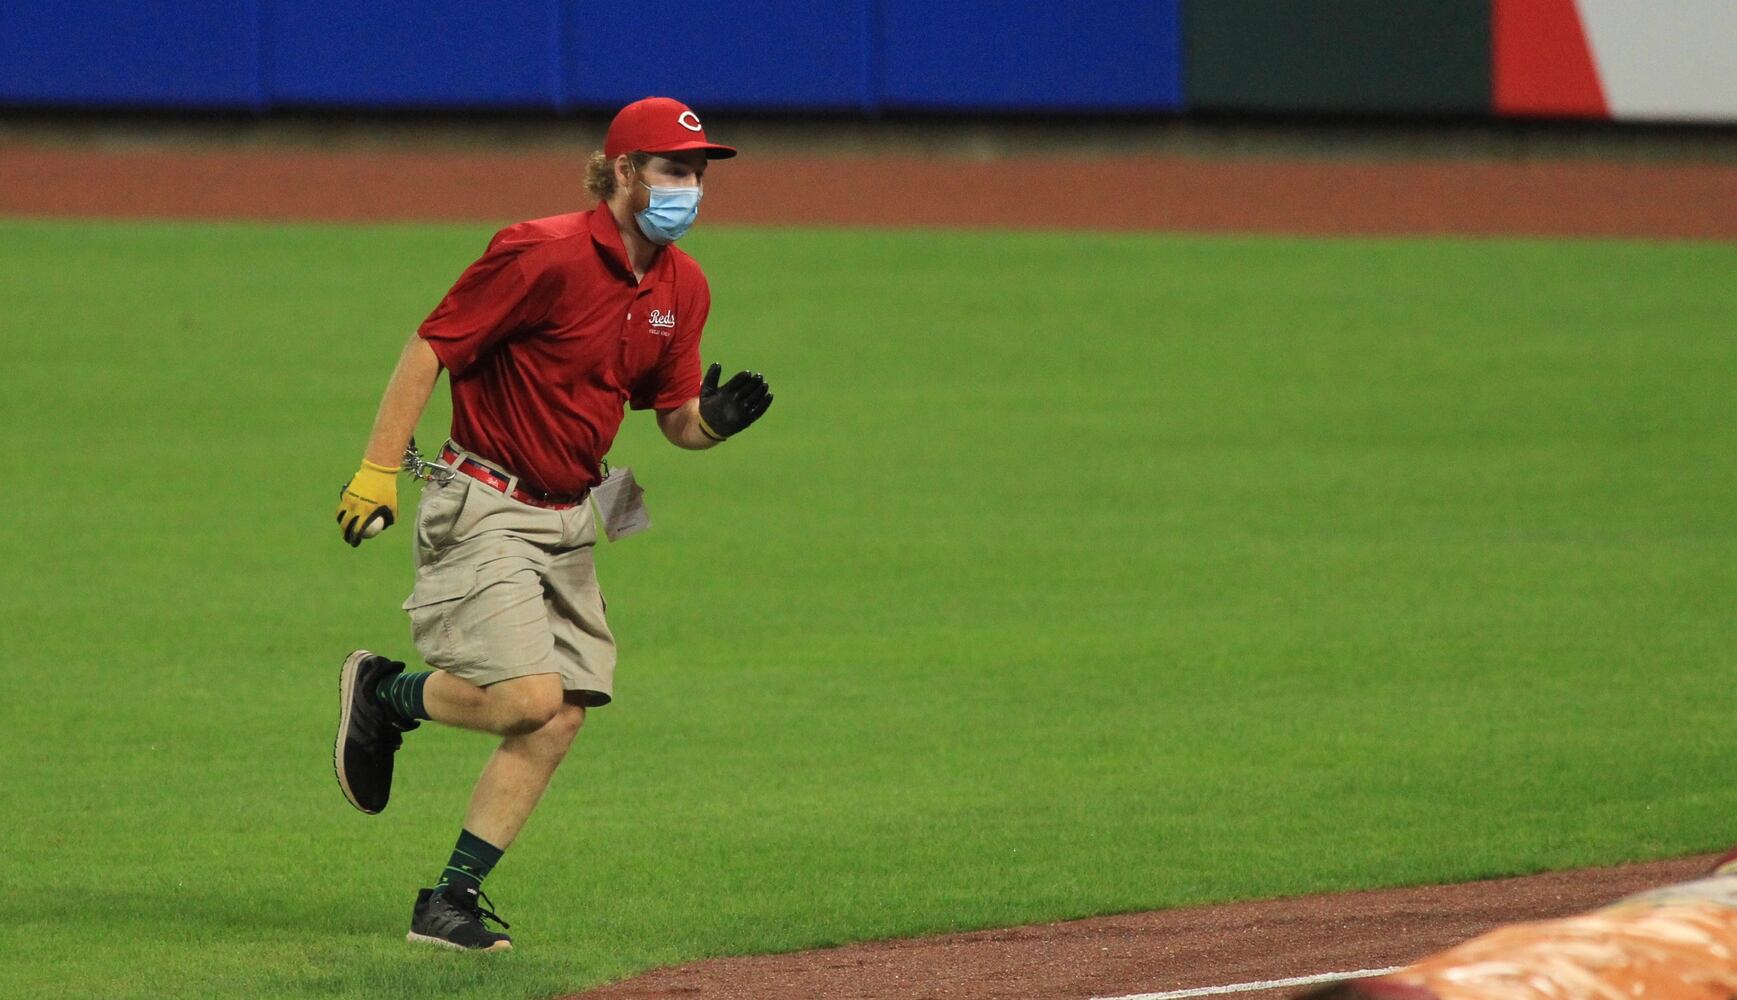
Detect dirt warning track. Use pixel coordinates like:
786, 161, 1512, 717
2, 143, 1734, 238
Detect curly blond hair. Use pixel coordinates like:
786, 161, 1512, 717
584, 151, 650, 201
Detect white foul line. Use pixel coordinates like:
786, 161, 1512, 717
1090, 965, 1407, 1000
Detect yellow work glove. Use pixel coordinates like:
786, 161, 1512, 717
336, 460, 400, 547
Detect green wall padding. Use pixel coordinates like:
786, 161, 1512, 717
1187, 0, 1492, 115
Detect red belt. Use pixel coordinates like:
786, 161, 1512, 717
439, 445, 588, 510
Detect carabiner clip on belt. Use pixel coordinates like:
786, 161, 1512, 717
402, 436, 457, 484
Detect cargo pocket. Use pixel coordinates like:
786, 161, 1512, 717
402, 563, 477, 669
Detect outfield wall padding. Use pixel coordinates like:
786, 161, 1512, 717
0, 0, 1180, 114
1185, 0, 1492, 116
878, 1, 1183, 111
566, 1, 876, 112
1492, 0, 1608, 119
263, 1, 561, 110
1495, 0, 1737, 122
0, 3, 266, 110
2, 1, 1734, 123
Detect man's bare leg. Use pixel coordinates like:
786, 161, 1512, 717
405, 676, 587, 952
424, 669, 566, 736
462, 698, 586, 848
421, 671, 587, 848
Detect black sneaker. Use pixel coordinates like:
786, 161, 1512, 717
408, 884, 513, 951
333, 649, 418, 814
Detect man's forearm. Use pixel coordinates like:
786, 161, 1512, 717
658, 397, 723, 451
363, 334, 442, 467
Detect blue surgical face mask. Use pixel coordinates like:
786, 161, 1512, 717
635, 181, 702, 245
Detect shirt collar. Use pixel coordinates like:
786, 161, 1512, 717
588, 201, 672, 283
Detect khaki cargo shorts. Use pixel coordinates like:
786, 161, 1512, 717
401, 459, 616, 706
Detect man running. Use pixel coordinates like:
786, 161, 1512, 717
331, 96, 771, 951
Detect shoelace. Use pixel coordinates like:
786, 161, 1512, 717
464, 888, 511, 930
477, 889, 510, 929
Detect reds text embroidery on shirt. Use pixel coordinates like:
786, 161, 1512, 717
648, 309, 676, 335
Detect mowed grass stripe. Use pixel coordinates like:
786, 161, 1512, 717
1, 219, 1732, 1000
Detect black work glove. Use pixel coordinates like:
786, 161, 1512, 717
696, 363, 773, 441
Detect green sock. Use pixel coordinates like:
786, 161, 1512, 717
374, 670, 431, 724
436, 829, 504, 894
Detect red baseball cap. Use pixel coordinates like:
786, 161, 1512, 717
604, 97, 737, 160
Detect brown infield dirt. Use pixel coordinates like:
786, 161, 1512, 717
570, 855, 1719, 1000
3, 132, 1730, 998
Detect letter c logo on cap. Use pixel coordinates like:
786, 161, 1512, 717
677, 111, 703, 132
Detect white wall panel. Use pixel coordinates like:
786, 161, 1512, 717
1577, 0, 1737, 121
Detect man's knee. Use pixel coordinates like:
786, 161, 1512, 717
542, 703, 586, 745
490, 675, 566, 735
517, 703, 586, 758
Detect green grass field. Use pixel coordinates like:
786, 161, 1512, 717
3, 218, 1733, 999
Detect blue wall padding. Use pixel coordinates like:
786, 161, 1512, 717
262, 1, 562, 109
564, 1, 875, 111
877, 0, 1185, 110
0, 2, 265, 109
0, 1, 1187, 114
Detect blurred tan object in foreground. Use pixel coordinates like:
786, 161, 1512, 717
1307, 851, 1737, 1000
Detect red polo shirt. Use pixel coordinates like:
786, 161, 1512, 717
417, 204, 708, 496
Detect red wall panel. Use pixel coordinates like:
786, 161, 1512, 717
1493, 0, 1608, 118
